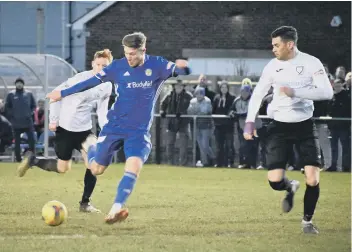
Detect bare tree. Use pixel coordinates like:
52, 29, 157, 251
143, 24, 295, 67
234, 59, 249, 77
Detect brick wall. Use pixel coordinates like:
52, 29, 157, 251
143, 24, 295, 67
86, 1, 351, 72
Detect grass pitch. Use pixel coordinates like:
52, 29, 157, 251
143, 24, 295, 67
0, 163, 350, 252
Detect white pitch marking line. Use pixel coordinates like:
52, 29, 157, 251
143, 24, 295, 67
0, 234, 90, 240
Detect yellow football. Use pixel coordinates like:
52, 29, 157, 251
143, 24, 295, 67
41, 200, 68, 226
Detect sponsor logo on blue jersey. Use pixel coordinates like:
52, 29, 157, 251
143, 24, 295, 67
127, 81, 153, 88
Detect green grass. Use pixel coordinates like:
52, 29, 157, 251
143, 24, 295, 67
0, 163, 350, 252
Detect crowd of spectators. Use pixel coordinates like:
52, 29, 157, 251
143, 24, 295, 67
160, 66, 351, 172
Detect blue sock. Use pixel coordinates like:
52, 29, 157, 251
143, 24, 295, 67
114, 172, 137, 206
87, 145, 96, 166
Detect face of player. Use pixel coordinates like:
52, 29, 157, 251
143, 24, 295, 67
124, 46, 145, 67
272, 37, 294, 61
92, 57, 110, 74
220, 84, 228, 95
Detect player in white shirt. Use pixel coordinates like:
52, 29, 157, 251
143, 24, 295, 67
244, 26, 333, 234
17, 49, 116, 213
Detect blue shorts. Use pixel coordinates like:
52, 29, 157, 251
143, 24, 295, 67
94, 127, 152, 167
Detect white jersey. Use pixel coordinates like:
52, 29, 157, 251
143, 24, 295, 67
246, 49, 333, 123
49, 70, 113, 132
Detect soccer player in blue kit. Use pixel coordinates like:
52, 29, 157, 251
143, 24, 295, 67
47, 32, 191, 224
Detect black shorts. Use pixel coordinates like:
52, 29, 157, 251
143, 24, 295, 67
265, 119, 321, 170
54, 127, 92, 161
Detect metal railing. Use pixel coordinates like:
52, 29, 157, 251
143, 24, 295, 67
152, 114, 351, 167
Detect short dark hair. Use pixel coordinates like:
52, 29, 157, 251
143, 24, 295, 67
122, 32, 147, 49
271, 26, 298, 44
15, 77, 24, 84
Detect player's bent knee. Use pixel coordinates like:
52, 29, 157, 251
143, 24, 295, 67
57, 160, 71, 173
306, 178, 319, 186
267, 169, 285, 182
90, 161, 106, 176
125, 157, 143, 176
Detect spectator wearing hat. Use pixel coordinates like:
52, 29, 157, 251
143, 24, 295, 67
160, 80, 193, 166
229, 84, 262, 168
241, 78, 252, 87
212, 81, 235, 167
4, 78, 36, 162
187, 86, 215, 167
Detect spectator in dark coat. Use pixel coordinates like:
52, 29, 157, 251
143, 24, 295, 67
4, 78, 36, 162
160, 80, 193, 166
326, 78, 351, 172
212, 81, 235, 167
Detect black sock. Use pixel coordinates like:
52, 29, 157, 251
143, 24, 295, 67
269, 177, 292, 192
81, 169, 97, 204
33, 158, 59, 173
303, 183, 320, 222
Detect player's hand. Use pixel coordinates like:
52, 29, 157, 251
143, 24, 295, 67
175, 59, 188, 68
280, 86, 295, 97
243, 122, 256, 140
49, 122, 58, 132
46, 90, 62, 102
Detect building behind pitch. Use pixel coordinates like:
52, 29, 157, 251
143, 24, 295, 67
83, 2, 351, 74
0, 1, 100, 71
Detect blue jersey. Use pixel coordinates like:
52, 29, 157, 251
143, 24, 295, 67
61, 55, 191, 133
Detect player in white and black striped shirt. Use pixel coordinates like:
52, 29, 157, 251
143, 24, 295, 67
244, 26, 333, 234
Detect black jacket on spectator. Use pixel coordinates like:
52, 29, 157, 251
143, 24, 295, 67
161, 89, 193, 132
212, 93, 235, 127
313, 100, 329, 118
327, 90, 351, 129
4, 89, 36, 129
259, 93, 273, 115
204, 87, 216, 102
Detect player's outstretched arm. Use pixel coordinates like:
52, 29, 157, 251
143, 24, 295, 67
46, 76, 102, 102
47, 62, 116, 102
